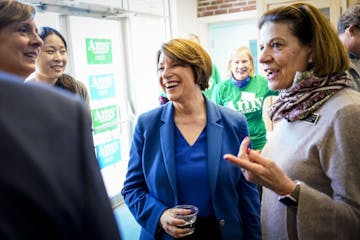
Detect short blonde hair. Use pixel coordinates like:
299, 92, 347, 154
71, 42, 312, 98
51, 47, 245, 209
157, 38, 212, 90
226, 46, 255, 78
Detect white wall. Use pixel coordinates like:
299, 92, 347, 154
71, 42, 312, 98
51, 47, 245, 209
170, 0, 257, 57
170, 0, 209, 48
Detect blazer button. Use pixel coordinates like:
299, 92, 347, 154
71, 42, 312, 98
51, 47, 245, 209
219, 219, 225, 228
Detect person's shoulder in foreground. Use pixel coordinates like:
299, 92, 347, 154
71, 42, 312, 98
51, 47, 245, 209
0, 71, 121, 240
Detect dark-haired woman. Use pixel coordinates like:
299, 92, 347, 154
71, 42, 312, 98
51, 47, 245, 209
27, 26, 89, 104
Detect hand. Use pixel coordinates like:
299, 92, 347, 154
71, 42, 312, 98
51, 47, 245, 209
159, 208, 193, 238
224, 137, 296, 195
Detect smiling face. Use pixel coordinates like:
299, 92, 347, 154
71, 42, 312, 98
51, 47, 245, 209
35, 33, 67, 84
259, 22, 311, 90
0, 18, 42, 78
158, 53, 199, 103
230, 52, 252, 81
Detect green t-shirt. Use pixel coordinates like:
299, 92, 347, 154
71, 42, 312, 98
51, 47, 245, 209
203, 63, 222, 99
212, 75, 278, 150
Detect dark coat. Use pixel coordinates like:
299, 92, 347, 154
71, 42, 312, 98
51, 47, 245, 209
0, 72, 121, 240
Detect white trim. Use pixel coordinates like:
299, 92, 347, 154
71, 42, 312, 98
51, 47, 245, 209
29, 0, 166, 19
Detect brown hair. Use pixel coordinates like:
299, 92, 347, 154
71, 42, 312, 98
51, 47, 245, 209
259, 2, 349, 76
0, 0, 35, 30
56, 74, 89, 104
226, 46, 255, 78
156, 38, 212, 91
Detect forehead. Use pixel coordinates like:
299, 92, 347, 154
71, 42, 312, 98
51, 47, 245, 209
231, 51, 250, 60
158, 52, 174, 64
43, 34, 65, 46
259, 22, 293, 43
3, 18, 36, 31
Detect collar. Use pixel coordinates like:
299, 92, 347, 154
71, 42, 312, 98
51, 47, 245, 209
349, 51, 359, 60
232, 75, 251, 88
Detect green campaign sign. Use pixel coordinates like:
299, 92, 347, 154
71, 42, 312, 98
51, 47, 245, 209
86, 38, 112, 64
91, 105, 118, 130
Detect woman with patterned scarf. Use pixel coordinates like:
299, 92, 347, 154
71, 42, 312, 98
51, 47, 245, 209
224, 2, 360, 239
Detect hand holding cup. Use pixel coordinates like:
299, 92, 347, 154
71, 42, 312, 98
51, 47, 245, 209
159, 204, 199, 238
172, 205, 199, 235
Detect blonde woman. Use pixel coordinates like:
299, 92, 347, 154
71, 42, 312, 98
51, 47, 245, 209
212, 46, 277, 151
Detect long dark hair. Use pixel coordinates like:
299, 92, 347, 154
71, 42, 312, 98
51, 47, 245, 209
38, 26, 80, 92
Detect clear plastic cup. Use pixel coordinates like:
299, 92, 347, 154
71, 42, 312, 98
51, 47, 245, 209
172, 205, 199, 235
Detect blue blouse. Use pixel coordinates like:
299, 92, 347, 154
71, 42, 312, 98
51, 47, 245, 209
174, 126, 213, 217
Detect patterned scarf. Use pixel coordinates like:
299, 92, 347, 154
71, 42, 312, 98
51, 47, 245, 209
268, 71, 353, 122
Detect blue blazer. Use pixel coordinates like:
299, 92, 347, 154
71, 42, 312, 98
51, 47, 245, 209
122, 97, 261, 240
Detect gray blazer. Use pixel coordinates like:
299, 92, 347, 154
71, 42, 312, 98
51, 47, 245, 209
261, 88, 360, 239
348, 58, 360, 91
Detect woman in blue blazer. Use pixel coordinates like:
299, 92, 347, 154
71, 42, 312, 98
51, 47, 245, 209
122, 38, 261, 240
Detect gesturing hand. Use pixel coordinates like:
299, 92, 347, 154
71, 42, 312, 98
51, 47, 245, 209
224, 137, 296, 195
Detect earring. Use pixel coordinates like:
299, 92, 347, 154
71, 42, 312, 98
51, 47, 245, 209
308, 58, 313, 64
